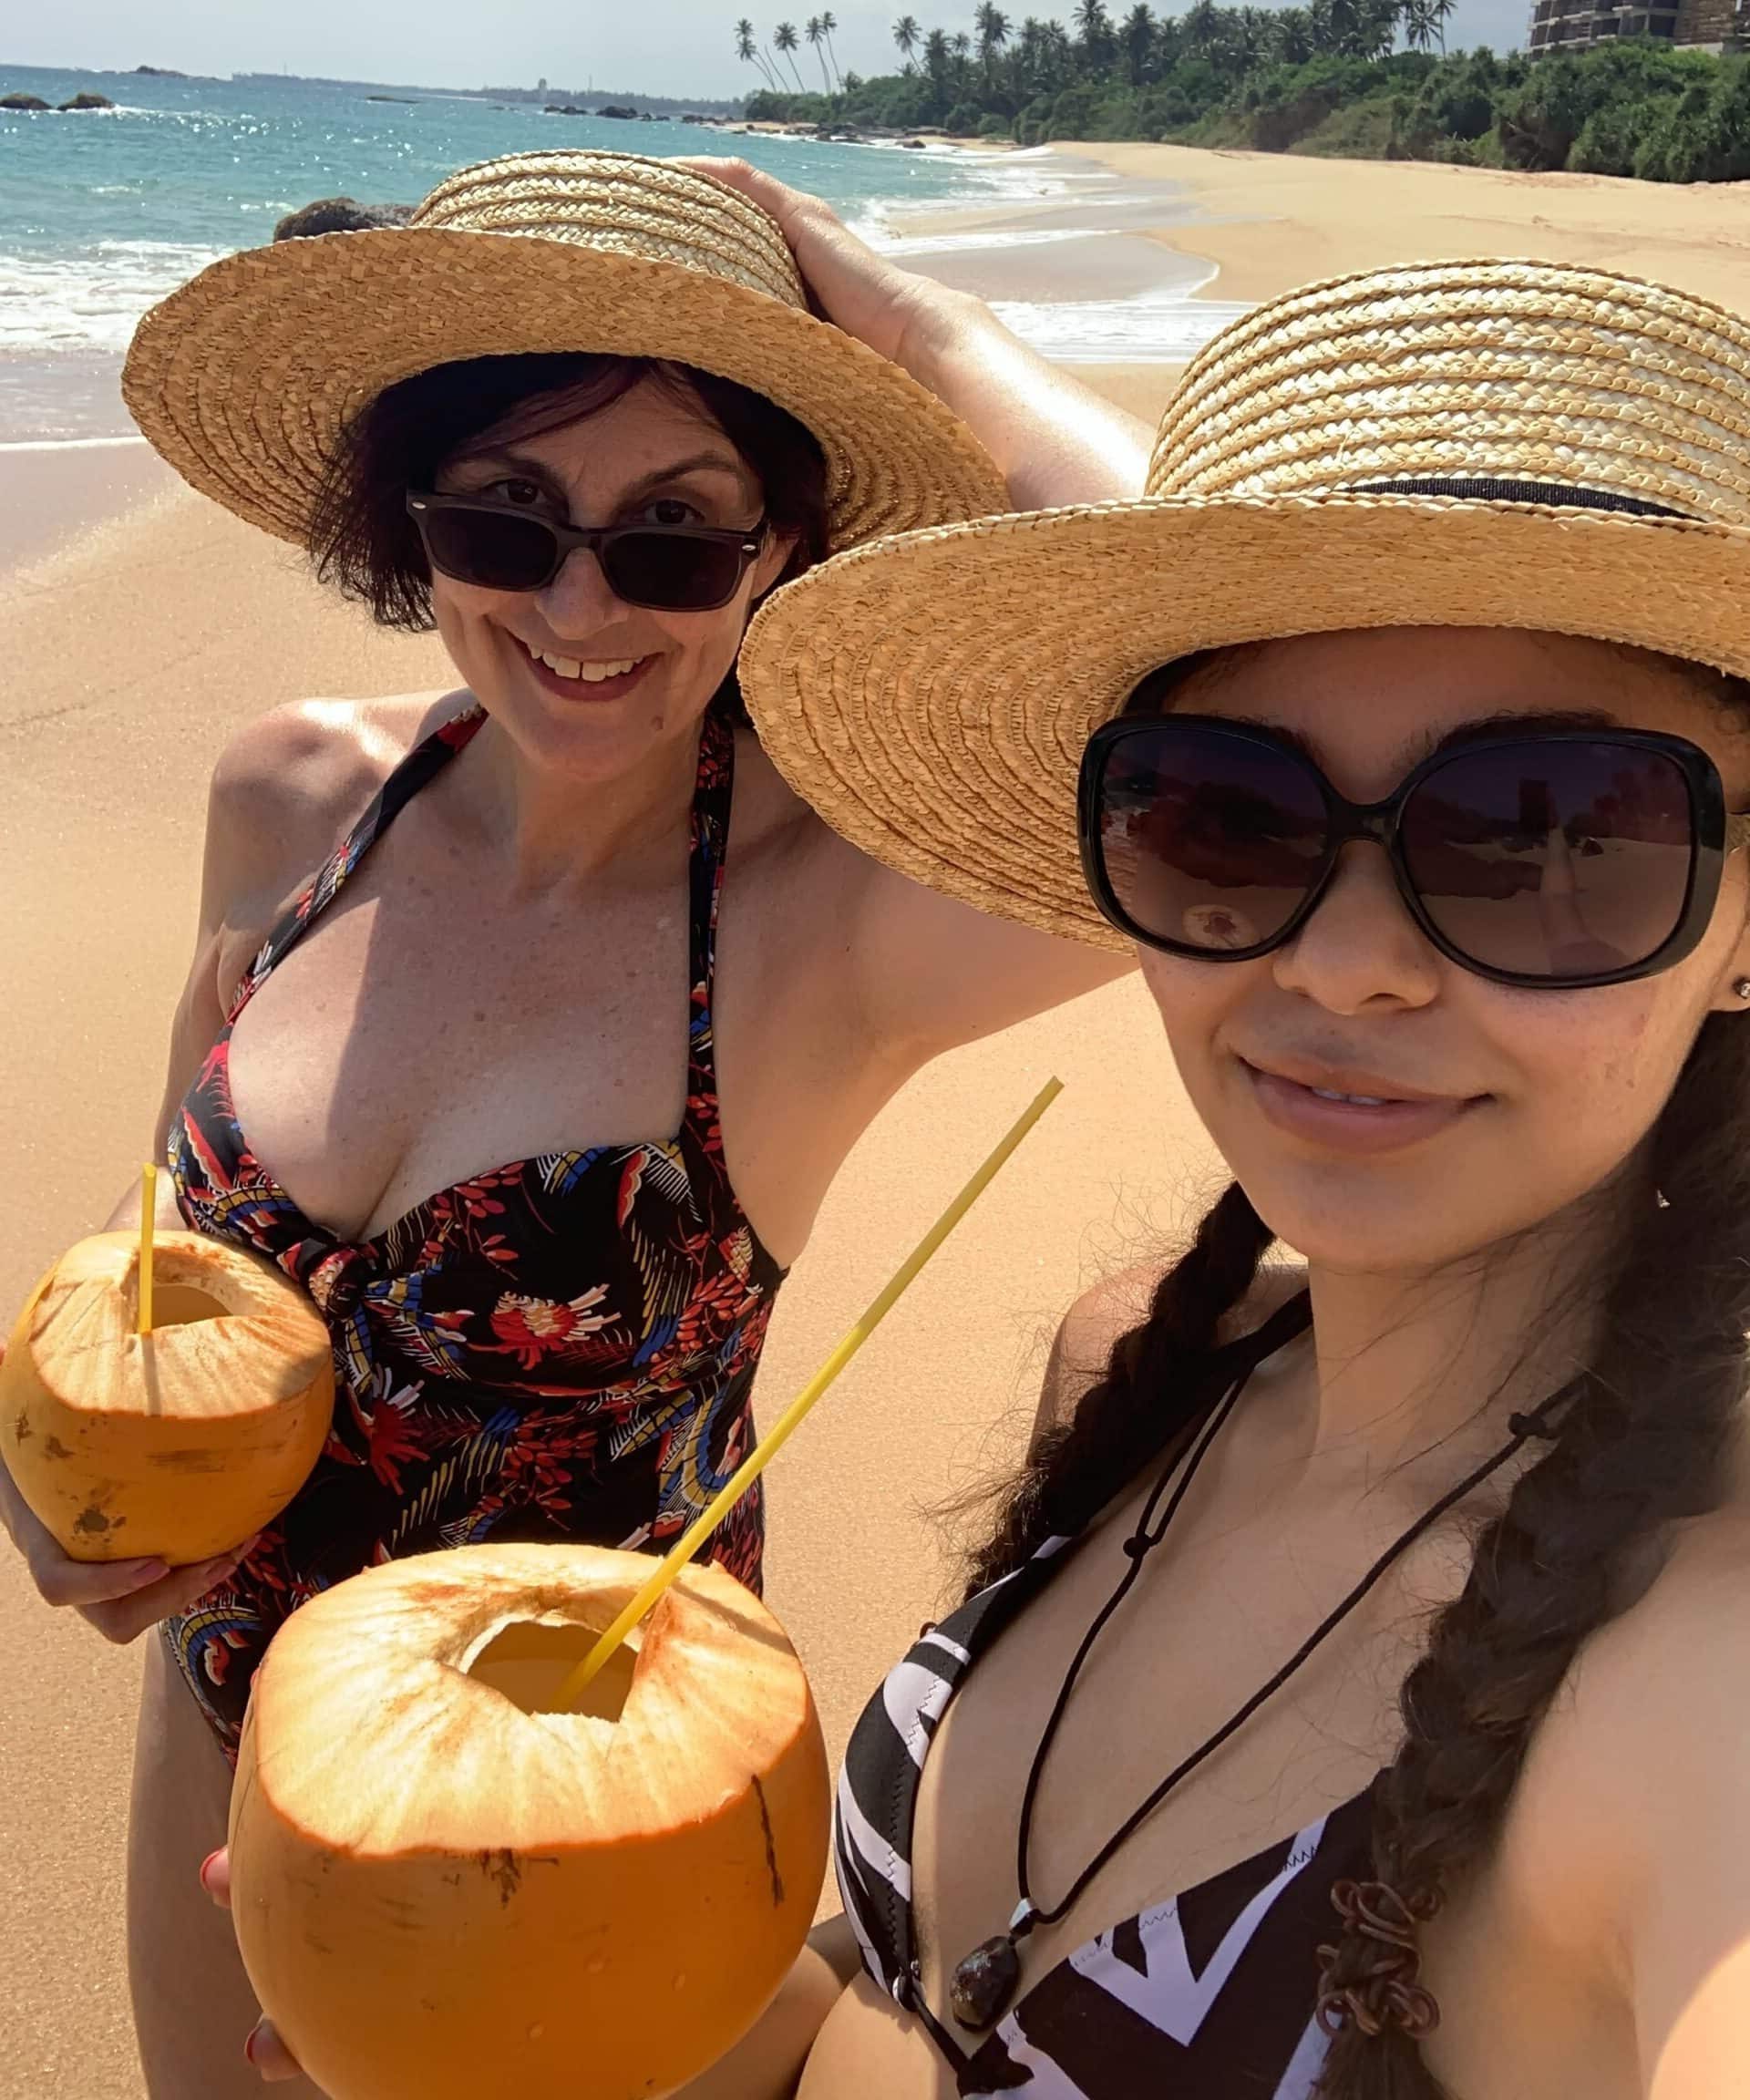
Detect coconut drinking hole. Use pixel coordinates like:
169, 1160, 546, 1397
468, 1620, 638, 1724
148, 1284, 230, 1328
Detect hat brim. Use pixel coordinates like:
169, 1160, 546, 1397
739, 491, 1750, 952
120, 228, 1006, 550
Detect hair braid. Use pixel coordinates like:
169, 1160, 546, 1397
1316, 1013, 1750, 2097
965, 1180, 1274, 1596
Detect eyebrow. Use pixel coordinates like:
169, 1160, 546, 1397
1231, 707, 1623, 774
446, 445, 760, 510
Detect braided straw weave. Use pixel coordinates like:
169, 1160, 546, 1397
740, 259, 1750, 949
121, 150, 1005, 551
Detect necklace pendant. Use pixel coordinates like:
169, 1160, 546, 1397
950, 1930, 1023, 2031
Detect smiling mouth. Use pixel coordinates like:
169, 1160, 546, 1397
518, 636, 652, 685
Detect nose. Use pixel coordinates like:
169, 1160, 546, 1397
538, 544, 628, 630
1271, 840, 1442, 1014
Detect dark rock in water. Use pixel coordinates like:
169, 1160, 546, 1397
134, 65, 189, 77
597, 104, 640, 119
900, 136, 926, 149
366, 94, 418, 103
1, 93, 51, 111
58, 92, 117, 110
544, 102, 591, 114
273, 197, 415, 241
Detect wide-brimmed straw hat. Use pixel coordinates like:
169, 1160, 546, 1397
740, 259, 1750, 951
121, 149, 1006, 550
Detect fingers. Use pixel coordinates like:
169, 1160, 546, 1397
201, 1847, 232, 1910
245, 2021, 304, 2081
75, 1541, 257, 1643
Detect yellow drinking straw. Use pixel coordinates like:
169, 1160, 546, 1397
138, 1164, 158, 1336
556, 1076, 1065, 1710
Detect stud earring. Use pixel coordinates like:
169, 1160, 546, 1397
1735, 980, 1750, 1002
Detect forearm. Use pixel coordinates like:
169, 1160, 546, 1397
900, 283, 1154, 510
677, 1944, 846, 2100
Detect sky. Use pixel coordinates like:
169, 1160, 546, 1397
7, 0, 1530, 99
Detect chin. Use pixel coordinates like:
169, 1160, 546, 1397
1212, 1125, 1540, 1278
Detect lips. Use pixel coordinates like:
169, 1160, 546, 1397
1239, 1054, 1483, 1156
515, 634, 654, 704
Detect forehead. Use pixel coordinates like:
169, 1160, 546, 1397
458, 376, 745, 479
1170, 627, 1740, 784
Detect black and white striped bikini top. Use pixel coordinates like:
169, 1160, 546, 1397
835, 1298, 1381, 2098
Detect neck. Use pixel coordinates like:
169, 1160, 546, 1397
463, 712, 705, 893
1299, 1206, 1618, 1483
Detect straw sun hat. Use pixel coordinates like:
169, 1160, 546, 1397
739, 259, 1750, 952
121, 149, 1006, 550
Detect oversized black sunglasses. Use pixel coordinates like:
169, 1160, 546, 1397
1079, 712, 1750, 989
405, 491, 766, 610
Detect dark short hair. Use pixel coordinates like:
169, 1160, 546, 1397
306, 352, 830, 633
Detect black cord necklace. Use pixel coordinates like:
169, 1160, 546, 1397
947, 1349, 1561, 2033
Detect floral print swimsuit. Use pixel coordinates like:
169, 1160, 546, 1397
165, 707, 784, 1758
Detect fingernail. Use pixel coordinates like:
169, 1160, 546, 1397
243, 2029, 259, 2066
199, 1849, 222, 1894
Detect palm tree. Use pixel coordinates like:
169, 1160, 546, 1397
951, 29, 973, 97
736, 17, 785, 91
922, 24, 952, 105
1429, 0, 1457, 49
975, 2, 1012, 90
806, 15, 833, 89
819, 9, 844, 85
892, 13, 921, 69
1074, 0, 1113, 67
773, 20, 808, 91
1121, 1, 1155, 83
1400, 0, 1437, 49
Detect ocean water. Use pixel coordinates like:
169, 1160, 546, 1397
0, 62, 1240, 444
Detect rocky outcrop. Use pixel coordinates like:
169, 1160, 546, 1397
1, 93, 51, 110
597, 104, 641, 118
57, 92, 116, 110
273, 197, 415, 240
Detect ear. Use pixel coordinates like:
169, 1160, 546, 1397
1706, 915, 1750, 1015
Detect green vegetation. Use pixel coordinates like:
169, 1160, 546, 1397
732, 5, 1750, 180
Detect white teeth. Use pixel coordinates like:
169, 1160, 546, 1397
530, 643, 641, 683
1311, 1086, 1388, 1107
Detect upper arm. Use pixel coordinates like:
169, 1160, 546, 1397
850, 851, 1132, 1062
1560, 1532, 1750, 2095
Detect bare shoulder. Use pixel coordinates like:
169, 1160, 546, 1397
1032, 1256, 1307, 1450
1514, 1482, 1750, 1941
1569, 1493, 1750, 1796
206, 690, 464, 915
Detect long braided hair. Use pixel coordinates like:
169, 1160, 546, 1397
970, 660, 1750, 2099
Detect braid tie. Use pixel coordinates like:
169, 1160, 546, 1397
1315, 1880, 1442, 2043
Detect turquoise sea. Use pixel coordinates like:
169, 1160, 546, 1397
0, 61, 1245, 443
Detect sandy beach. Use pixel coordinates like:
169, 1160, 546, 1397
5, 136, 1748, 2095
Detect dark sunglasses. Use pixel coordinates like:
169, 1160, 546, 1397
1078, 712, 1750, 989
405, 491, 766, 610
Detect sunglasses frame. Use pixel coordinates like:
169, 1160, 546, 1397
1078, 712, 1750, 990
404, 490, 767, 609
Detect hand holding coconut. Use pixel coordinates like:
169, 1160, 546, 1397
0, 1382, 257, 1642
0, 1195, 334, 1637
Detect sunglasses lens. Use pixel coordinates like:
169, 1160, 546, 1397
1096, 726, 1329, 953
1402, 743, 1697, 980
602, 531, 746, 611
420, 507, 557, 591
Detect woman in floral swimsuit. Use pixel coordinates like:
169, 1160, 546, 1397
0, 156, 1142, 2097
